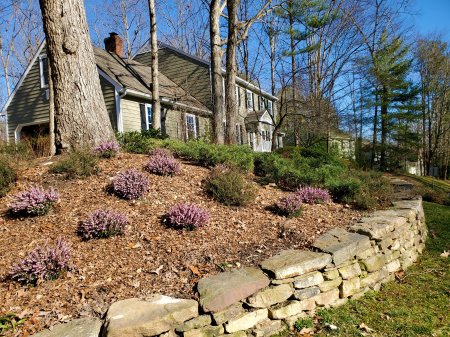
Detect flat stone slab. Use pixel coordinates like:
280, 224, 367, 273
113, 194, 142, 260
247, 284, 293, 308
31, 318, 102, 337
225, 309, 268, 333
260, 250, 331, 280
312, 228, 371, 266
103, 296, 198, 337
198, 267, 270, 313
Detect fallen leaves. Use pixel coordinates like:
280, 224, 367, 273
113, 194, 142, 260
0, 153, 362, 336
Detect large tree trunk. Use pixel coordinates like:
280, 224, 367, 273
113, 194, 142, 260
148, 0, 161, 130
210, 0, 224, 144
225, 0, 239, 145
38, 0, 114, 152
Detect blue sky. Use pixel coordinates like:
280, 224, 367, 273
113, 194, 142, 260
413, 0, 450, 41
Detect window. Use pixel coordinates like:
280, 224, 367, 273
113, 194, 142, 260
146, 104, 153, 129
267, 101, 273, 115
259, 97, 266, 111
186, 114, 197, 140
235, 124, 242, 144
39, 55, 49, 88
246, 90, 253, 109
235, 86, 241, 106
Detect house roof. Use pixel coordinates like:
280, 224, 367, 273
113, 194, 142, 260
245, 110, 273, 125
94, 48, 210, 113
135, 40, 278, 102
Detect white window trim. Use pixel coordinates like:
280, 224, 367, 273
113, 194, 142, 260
39, 54, 49, 89
185, 113, 197, 140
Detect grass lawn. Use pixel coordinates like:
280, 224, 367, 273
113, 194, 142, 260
402, 174, 450, 194
311, 202, 450, 337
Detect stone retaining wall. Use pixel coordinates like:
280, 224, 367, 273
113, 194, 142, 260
33, 198, 426, 337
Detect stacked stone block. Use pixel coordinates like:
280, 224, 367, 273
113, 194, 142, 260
32, 198, 426, 337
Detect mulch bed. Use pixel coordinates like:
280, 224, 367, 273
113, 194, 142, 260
0, 153, 361, 336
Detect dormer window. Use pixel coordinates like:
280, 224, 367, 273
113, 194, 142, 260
39, 55, 49, 88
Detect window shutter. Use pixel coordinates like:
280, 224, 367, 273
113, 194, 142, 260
245, 91, 248, 108
252, 93, 255, 110
195, 116, 200, 139
139, 104, 147, 131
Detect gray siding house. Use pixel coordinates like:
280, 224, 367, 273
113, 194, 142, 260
135, 41, 281, 151
3, 34, 280, 152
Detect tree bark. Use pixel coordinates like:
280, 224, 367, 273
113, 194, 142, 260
380, 86, 388, 170
225, 0, 239, 145
38, 0, 114, 152
210, 0, 224, 144
148, 0, 161, 130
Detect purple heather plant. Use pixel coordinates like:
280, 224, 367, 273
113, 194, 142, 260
145, 148, 180, 176
276, 193, 303, 217
78, 209, 128, 240
164, 203, 210, 230
8, 186, 59, 216
295, 186, 331, 204
9, 238, 73, 285
93, 141, 120, 158
112, 169, 149, 200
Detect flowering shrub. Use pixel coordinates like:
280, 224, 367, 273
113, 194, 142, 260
164, 203, 210, 230
145, 148, 180, 176
275, 193, 303, 217
9, 238, 72, 285
93, 141, 120, 158
295, 186, 331, 204
8, 186, 59, 216
79, 209, 128, 240
111, 169, 149, 200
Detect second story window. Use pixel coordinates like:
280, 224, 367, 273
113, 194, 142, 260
259, 97, 266, 110
267, 100, 273, 115
39, 55, 49, 88
246, 90, 253, 109
235, 86, 241, 106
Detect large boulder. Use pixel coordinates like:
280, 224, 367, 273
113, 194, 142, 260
102, 296, 198, 337
198, 267, 270, 313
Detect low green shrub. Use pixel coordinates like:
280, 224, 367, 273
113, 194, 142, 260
204, 165, 256, 206
0, 158, 17, 197
50, 150, 99, 179
118, 131, 254, 171
326, 178, 361, 203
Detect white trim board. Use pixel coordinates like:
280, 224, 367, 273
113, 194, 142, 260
14, 118, 50, 143
2, 40, 46, 143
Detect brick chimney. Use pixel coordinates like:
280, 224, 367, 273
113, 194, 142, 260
104, 32, 124, 58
